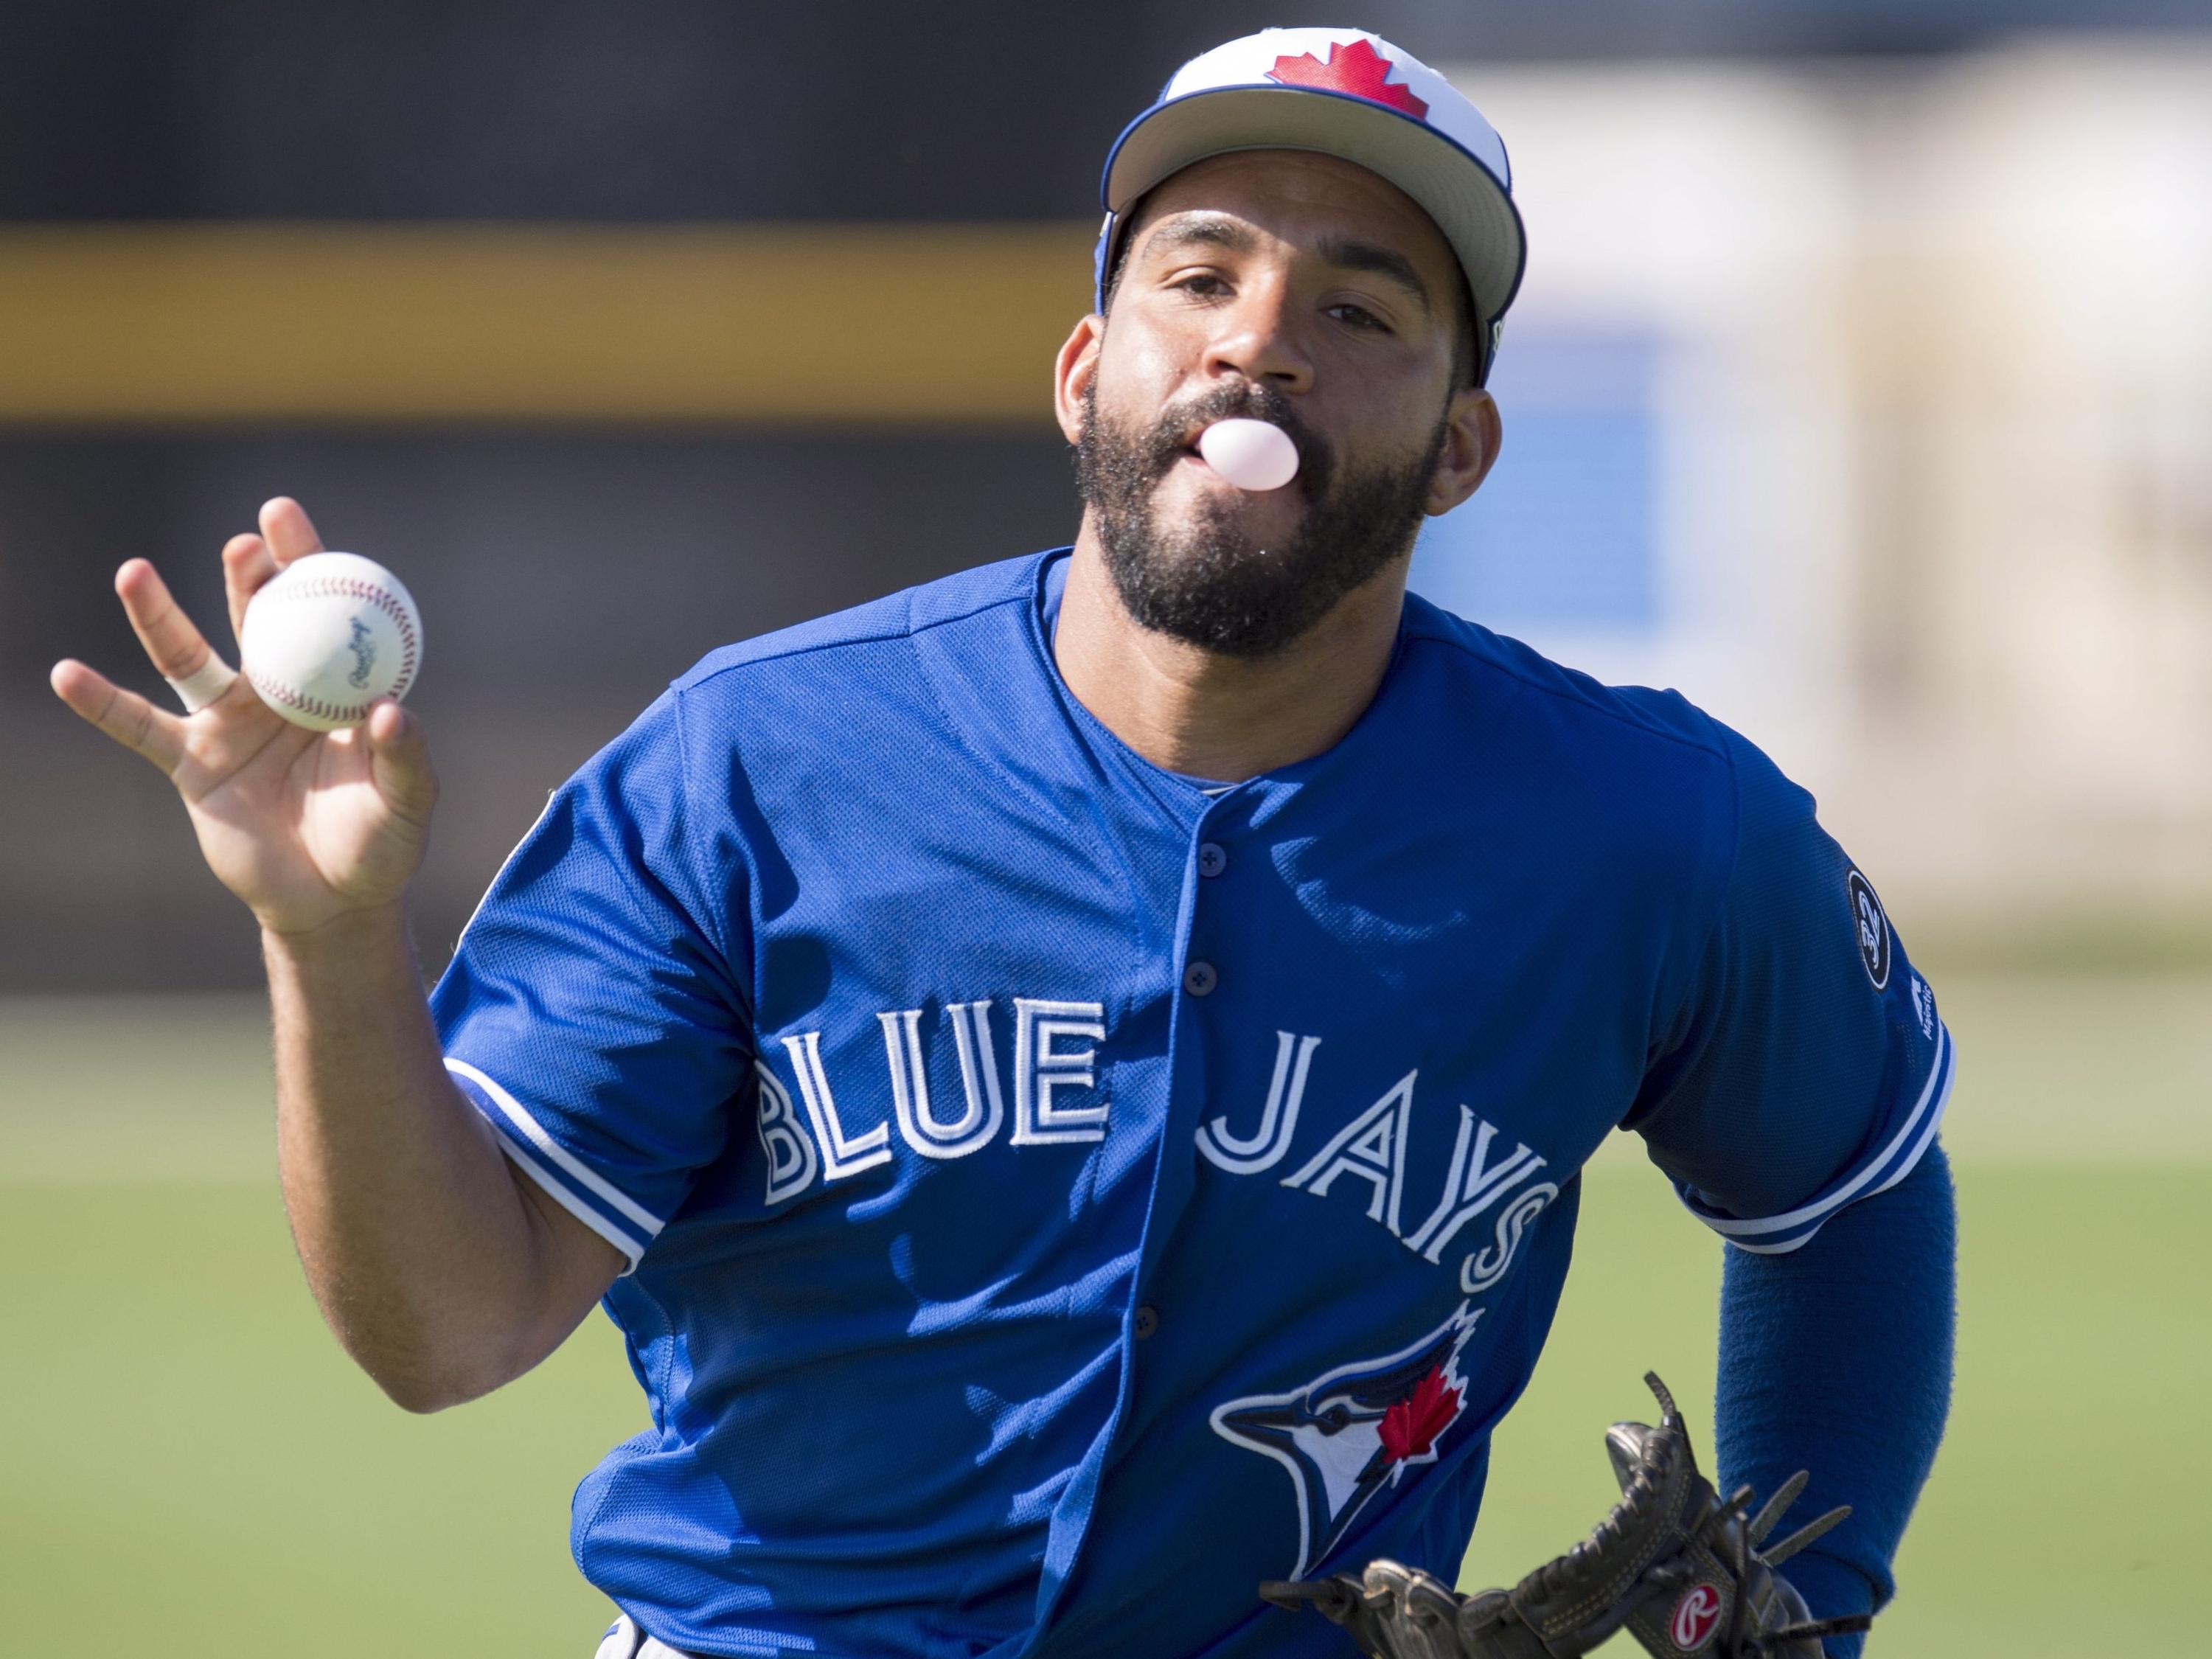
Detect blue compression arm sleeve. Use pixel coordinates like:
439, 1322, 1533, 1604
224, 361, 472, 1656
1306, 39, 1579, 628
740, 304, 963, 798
1714, 1140, 1956, 1657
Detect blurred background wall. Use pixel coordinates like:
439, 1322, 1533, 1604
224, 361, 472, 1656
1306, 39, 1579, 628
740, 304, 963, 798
1426, 39, 2212, 943
5, 0, 2210, 987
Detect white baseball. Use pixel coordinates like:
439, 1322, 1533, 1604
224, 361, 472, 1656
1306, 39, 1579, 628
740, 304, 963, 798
1197, 418, 1301, 492
240, 552, 423, 732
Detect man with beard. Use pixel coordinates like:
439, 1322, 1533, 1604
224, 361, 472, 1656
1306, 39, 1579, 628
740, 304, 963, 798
51, 27, 1952, 1659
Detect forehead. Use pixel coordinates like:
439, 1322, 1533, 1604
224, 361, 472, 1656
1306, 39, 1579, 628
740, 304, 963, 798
1125, 149, 1457, 282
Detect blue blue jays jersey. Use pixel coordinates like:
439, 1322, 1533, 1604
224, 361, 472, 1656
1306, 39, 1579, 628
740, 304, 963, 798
431, 550, 1952, 1659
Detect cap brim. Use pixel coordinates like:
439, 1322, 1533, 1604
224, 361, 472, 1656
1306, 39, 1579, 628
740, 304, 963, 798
1102, 85, 1526, 329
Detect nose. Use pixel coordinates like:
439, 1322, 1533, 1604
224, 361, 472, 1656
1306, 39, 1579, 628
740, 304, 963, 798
1200, 272, 1315, 396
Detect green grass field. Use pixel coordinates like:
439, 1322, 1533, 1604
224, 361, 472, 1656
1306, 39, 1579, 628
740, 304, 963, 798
1, 978, 2205, 1655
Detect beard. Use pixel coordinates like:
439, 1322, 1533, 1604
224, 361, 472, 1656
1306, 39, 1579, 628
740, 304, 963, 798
1074, 378, 1448, 658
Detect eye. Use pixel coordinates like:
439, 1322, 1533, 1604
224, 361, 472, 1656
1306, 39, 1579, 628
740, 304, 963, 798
1173, 271, 1232, 300
1326, 300, 1392, 333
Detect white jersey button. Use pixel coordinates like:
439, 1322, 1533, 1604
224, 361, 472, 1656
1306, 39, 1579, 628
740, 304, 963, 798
1133, 1305, 1160, 1340
1183, 961, 1218, 997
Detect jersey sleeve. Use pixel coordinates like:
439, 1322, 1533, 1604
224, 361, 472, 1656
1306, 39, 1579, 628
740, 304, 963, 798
1624, 725, 1955, 1254
429, 691, 751, 1270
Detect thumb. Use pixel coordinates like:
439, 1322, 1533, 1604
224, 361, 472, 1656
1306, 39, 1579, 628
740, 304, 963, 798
365, 700, 439, 826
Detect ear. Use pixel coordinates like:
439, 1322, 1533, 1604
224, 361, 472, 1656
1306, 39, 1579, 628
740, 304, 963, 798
1054, 313, 1106, 446
1425, 386, 1502, 518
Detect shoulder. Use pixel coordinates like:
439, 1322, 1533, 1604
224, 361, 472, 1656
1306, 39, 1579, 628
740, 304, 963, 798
671, 552, 1046, 697
551, 550, 1049, 810
1392, 596, 1830, 901
1398, 591, 1741, 776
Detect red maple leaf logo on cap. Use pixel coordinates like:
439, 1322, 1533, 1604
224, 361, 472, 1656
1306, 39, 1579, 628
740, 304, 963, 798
1377, 1366, 1464, 1463
1267, 39, 1429, 119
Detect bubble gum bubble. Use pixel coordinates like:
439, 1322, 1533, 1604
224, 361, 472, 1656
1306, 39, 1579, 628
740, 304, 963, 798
1197, 419, 1300, 492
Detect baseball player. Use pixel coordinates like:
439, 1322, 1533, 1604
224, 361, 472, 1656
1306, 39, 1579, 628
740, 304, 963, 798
50, 27, 1954, 1659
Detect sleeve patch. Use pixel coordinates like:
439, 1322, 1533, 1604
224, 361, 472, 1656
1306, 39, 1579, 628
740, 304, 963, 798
1846, 869, 1891, 990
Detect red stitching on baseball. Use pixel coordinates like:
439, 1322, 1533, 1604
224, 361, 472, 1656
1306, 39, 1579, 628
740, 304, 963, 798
254, 572, 420, 708
246, 668, 371, 724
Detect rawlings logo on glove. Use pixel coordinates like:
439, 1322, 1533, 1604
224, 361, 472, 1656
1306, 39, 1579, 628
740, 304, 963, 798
1260, 1374, 1871, 1659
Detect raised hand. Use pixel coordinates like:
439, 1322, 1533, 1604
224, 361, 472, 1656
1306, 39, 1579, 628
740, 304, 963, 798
49, 496, 438, 937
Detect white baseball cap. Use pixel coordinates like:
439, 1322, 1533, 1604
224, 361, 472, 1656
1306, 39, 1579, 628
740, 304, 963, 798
1096, 28, 1526, 383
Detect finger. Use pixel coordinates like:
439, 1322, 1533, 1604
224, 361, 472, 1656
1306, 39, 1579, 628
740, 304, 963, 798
223, 532, 279, 641
115, 559, 223, 683
50, 659, 187, 773
259, 496, 327, 566
366, 700, 439, 825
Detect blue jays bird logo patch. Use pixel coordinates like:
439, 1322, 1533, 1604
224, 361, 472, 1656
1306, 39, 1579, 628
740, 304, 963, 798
1210, 1303, 1482, 1578
1846, 869, 1891, 990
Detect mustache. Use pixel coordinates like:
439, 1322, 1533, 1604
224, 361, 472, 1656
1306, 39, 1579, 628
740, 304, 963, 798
1128, 383, 1335, 498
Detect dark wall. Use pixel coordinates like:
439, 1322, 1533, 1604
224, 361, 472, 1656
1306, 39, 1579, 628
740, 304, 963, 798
10, 430, 1078, 990
2, 1, 2202, 221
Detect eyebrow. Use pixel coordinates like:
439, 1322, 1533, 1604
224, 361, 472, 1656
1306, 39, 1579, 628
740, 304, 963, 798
1312, 235, 1433, 314
1139, 214, 1259, 259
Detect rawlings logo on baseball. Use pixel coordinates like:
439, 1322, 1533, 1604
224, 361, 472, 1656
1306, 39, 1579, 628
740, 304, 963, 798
1670, 1582, 1724, 1651
240, 551, 422, 732
344, 616, 378, 690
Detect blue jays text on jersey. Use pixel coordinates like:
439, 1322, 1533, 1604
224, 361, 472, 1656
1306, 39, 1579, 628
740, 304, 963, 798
432, 551, 1953, 1659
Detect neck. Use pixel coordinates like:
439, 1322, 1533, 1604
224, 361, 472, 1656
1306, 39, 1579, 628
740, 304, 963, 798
1052, 516, 1409, 782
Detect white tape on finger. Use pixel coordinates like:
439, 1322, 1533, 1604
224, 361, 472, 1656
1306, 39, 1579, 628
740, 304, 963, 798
165, 655, 238, 712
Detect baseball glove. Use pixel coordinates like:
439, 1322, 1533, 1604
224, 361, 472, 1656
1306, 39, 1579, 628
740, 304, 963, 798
1260, 1373, 1869, 1659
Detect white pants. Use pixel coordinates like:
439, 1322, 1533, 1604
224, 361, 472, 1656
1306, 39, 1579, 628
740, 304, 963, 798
594, 1614, 695, 1659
